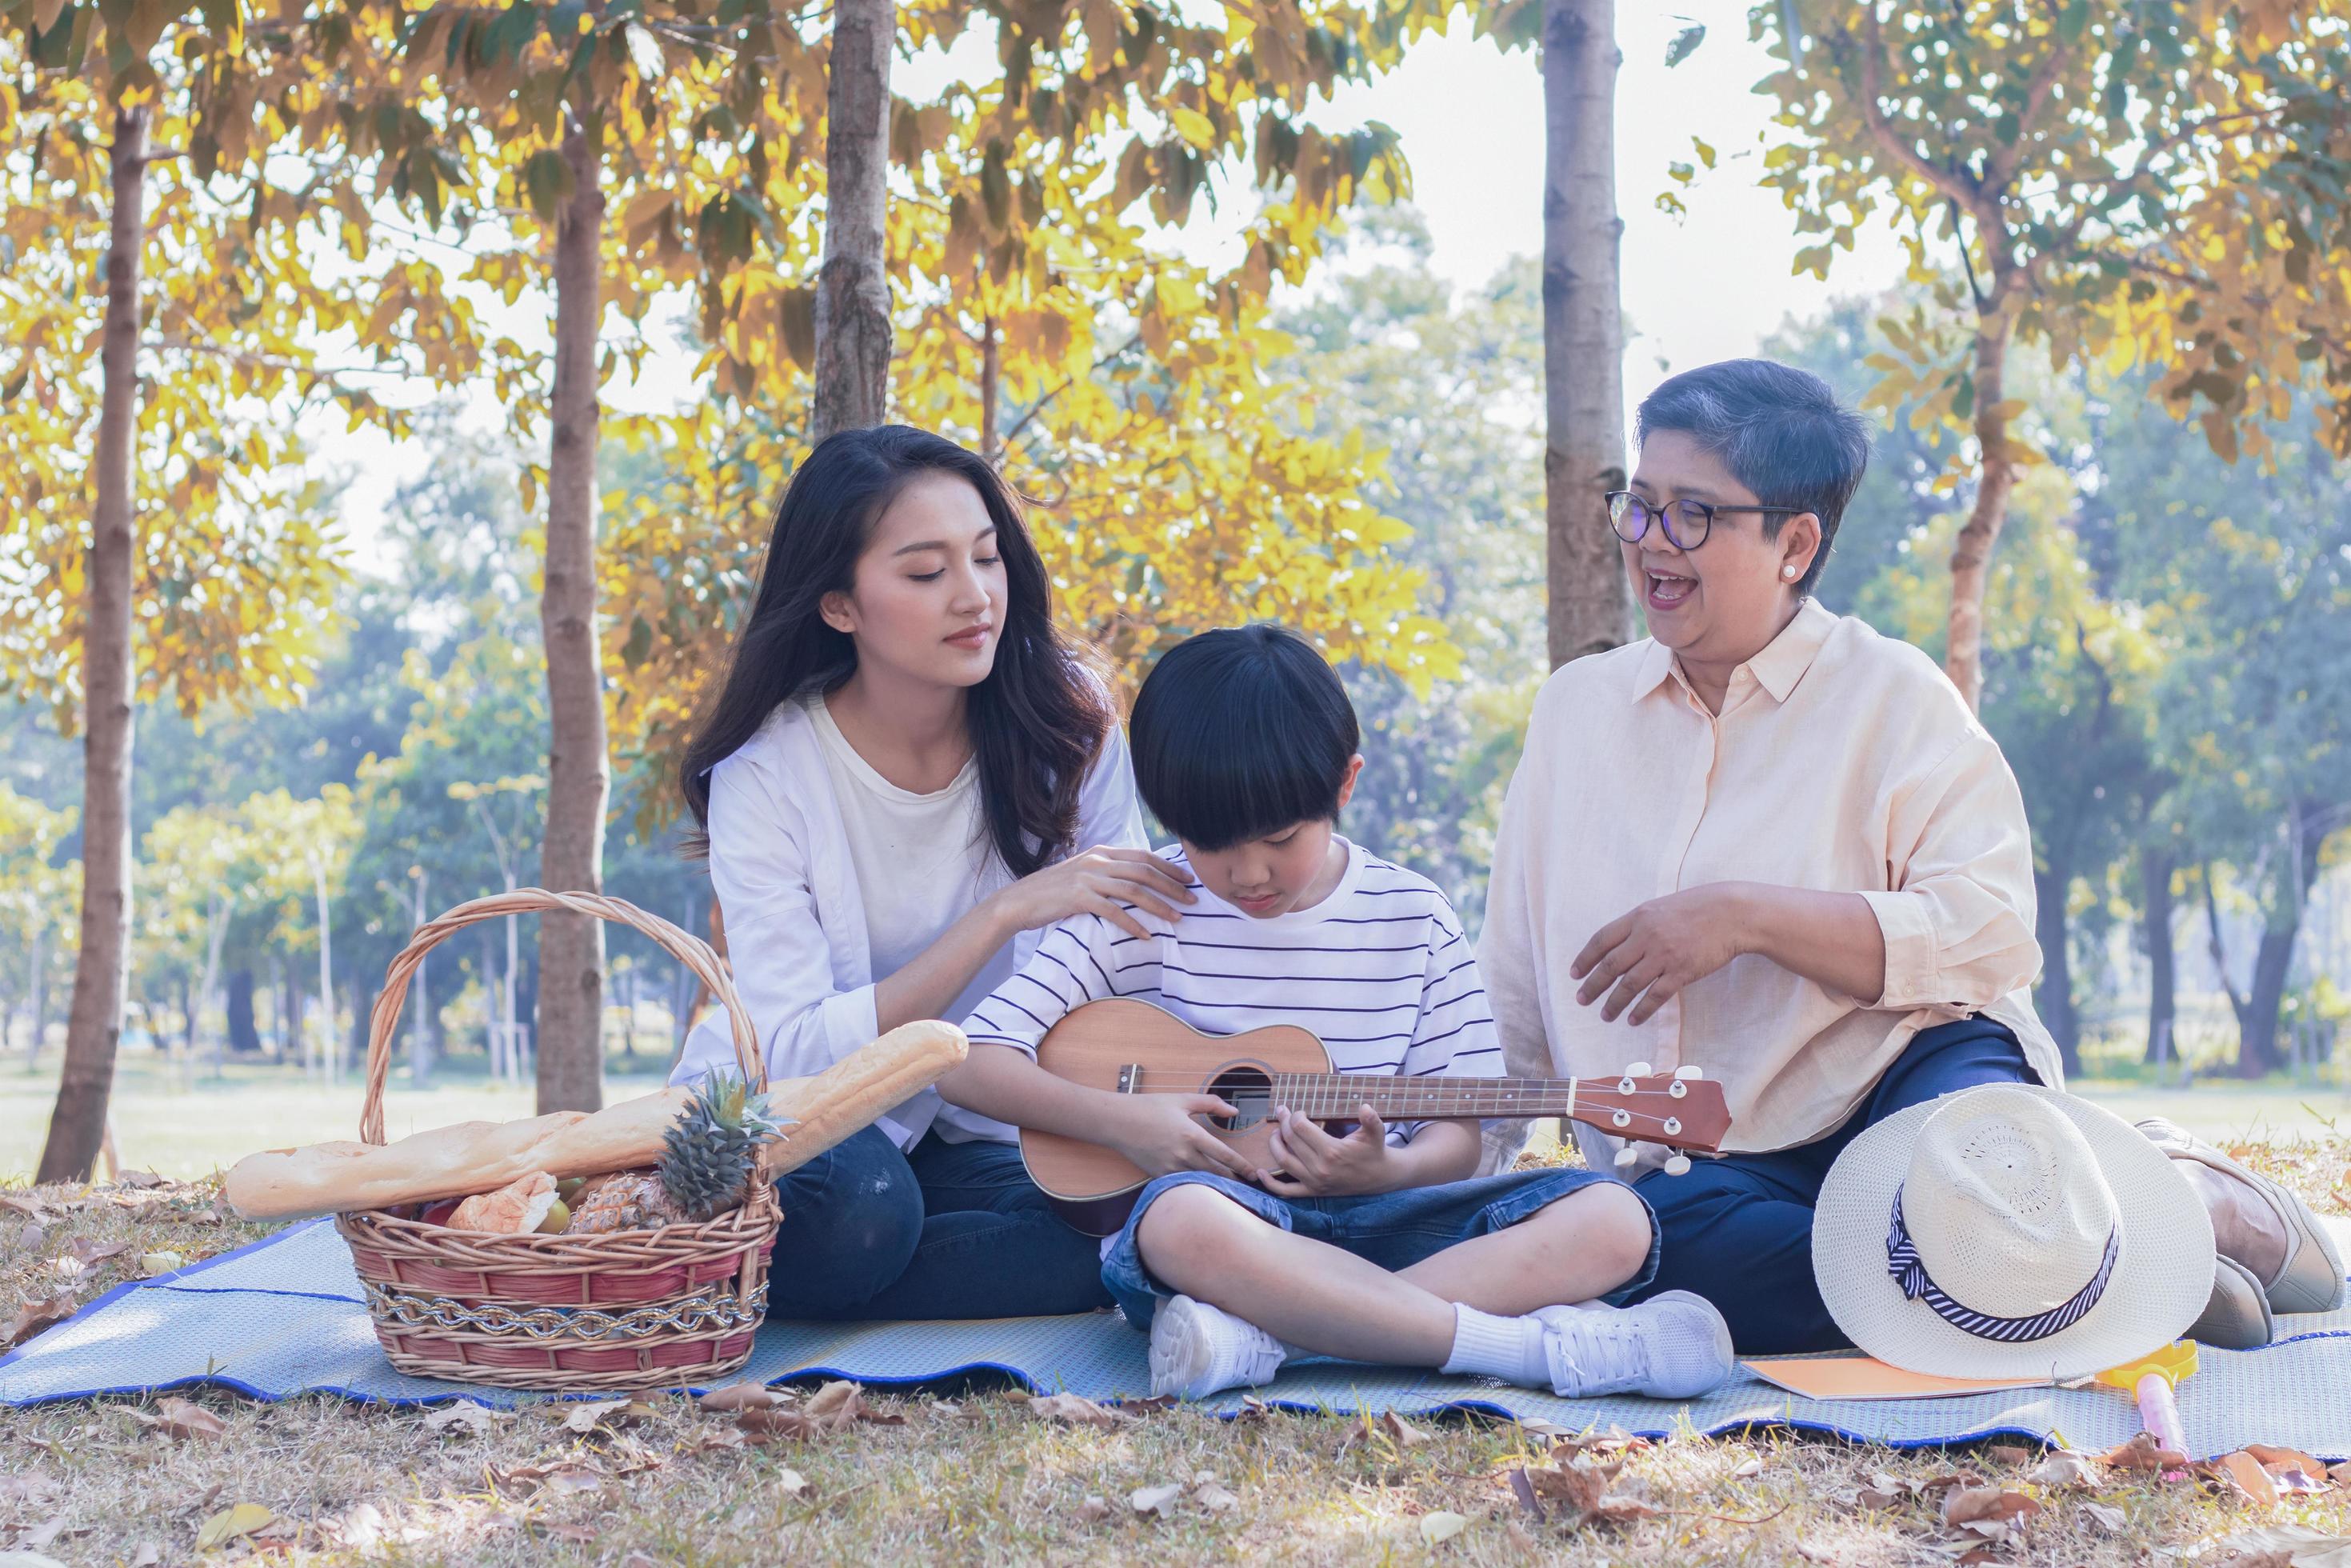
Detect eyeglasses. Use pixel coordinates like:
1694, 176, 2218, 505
1605, 490, 1808, 551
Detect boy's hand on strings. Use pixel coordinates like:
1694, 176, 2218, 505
990, 846, 1197, 942
1105, 1094, 1259, 1181
1258, 1106, 1400, 1197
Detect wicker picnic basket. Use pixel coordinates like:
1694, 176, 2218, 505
334, 889, 779, 1391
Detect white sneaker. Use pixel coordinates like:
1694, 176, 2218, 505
1148, 1294, 1288, 1399
1534, 1291, 1735, 1400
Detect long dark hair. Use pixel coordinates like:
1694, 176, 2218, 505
682, 425, 1111, 879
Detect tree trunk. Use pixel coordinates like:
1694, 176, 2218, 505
979, 314, 1000, 464
2141, 847, 2176, 1066
1539, 0, 1631, 670
25, 924, 45, 1068
2233, 800, 2329, 1080
38, 106, 150, 1186
2033, 864, 2080, 1078
1943, 298, 2019, 713
226, 968, 260, 1054
537, 114, 610, 1116
809, 0, 896, 442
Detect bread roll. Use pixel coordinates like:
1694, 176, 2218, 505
225, 1020, 967, 1219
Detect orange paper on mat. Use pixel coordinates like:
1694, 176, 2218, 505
1740, 1356, 2050, 1401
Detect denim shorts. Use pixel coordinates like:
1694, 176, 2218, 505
1101, 1166, 1659, 1331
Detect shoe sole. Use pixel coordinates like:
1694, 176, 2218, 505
1148, 1295, 1215, 1400
2189, 1254, 2274, 1350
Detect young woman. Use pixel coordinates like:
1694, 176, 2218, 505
673, 424, 1195, 1318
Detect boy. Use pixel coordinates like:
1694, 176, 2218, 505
937, 626, 1733, 1401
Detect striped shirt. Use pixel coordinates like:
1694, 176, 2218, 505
962, 838, 1502, 1142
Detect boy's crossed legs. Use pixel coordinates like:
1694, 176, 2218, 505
1105, 1166, 1735, 1402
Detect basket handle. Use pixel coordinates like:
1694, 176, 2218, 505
358, 888, 763, 1146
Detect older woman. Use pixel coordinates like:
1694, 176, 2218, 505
1479, 358, 2342, 1354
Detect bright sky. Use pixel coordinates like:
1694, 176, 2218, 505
319, 0, 1912, 563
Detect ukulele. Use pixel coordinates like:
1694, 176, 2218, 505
1018, 998, 1733, 1236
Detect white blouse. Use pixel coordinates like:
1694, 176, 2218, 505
671, 690, 1148, 1148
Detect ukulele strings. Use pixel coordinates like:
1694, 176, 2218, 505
1126, 1077, 1709, 1141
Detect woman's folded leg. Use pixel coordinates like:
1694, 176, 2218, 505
763, 1124, 926, 1319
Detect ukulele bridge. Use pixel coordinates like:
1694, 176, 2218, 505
1116, 1065, 1143, 1094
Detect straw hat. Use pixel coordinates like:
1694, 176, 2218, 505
1812, 1084, 2214, 1379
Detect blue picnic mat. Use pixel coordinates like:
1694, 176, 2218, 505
6, 1217, 2349, 1459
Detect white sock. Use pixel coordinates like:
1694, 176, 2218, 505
1439, 1304, 1548, 1386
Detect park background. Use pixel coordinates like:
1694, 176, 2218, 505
4, 0, 2350, 1184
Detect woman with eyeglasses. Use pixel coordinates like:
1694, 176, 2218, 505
1475, 358, 2341, 1357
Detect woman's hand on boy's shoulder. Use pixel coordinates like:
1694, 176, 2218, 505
1257, 1107, 1408, 1198
987, 845, 1197, 941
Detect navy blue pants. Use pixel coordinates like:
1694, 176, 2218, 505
764, 1126, 1111, 1320
1629, 1015, 2037, 1354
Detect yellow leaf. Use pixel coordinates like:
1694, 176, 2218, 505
196, 1503, 274, 1550
1167, 106, 1216, 150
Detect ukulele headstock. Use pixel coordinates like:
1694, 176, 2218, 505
1568, 1062, 1730, 1174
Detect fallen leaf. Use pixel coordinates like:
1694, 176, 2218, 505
737, 1408, 820, 1443
12, 1221, 46, 1252
1025, 1392, 1134, 1428
1793, 1542, 1839, 1564
1421, 1510, 1470, 1545
136, 1397, 226, 1441
697, 1382, 783, 1413
1593, 1494, 1661, 1523
130, 1542, 162, 1566
193, 1503, 274, 1551
1193, 1481, 1240, 1513
2333, 1462, 2351, 1486
2078, 1501, 2126, 1532
2246, 1445, 2329, 1478
2024, 1450, 2102, 1490
1074, 1496, 1109, 1523
1942, 1488, 2040, 1529
1507, 1469, 1545, 1522
534, 1521, 598, 1542
2206, 1525, 2351, 1567
422, 1402, 508, 1436
69, 1238, 130, 1265
1855, 1486, 1906, 1510
774, 1466, 809, 1498
2101, 1432, 2189, 1472
186, 1206, 225, 1226
14, 1514, 68, 1550
1985, 1444, 2033, 1466
1381, 1410, 1430, 1449
2207, 1450, 2281, 1507
1731, 1457, 1764, 1479
1130, 1482, 1183, 1516
138, 1250, 186, 1276
116, 1170, 166, 1189
804, 1380, 863, 1422
559, 1398, 637, 1434
3, 1291, 77, 1349
0, 1193, 46, 1219
324, 1502, 384, 1548
492, 1461, 606, 1497
686, 1426, 746, 1454
0, 1474, 58, 1504
53, 1256, 86, 1280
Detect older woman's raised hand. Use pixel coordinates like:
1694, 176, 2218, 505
1570, 885, 1755, 1026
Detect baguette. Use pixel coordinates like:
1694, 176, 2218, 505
225, 1020, 968, 1220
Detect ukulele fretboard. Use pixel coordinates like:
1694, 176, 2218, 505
1258, 1074, 1586, 1120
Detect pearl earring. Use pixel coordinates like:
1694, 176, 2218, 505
1783, 566, 1797, 579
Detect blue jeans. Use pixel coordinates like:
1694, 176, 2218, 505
1630, 1014, 2037, 1354
765, 1126, 1111, 1320
1102, 1166, 1657, 1332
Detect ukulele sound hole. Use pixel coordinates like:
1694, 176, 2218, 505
1205, 1066, 1275, 1130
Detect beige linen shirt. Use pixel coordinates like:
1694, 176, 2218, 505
1477, 598, 2062, 1174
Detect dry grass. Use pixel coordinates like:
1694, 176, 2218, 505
0, 1132, 2346, 1566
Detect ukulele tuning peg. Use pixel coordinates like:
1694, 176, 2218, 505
1613, 1146, 1639, 1167
1664, 1154, 1693, 1177
1624, 1061, 1653, 1077
1673, 1065, 1705, 1080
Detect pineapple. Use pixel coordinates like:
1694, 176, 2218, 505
565, 1073, 785, 1234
